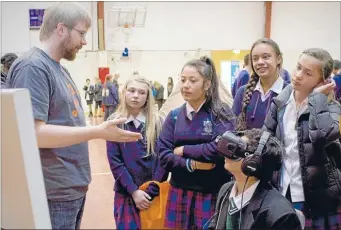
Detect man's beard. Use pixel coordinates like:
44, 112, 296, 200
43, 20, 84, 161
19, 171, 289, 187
62, 35, 81, 61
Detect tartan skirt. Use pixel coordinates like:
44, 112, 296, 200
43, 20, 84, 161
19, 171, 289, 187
293, 202, 341, 230
165, 186, 217, 230
113, 192, 141, 230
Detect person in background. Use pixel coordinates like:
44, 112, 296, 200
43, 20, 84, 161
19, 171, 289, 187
158, 56, 235, 229
83, 78, 94, 117
102, 74, 119, 121
106, 76, 167, 229
209, 129, 302, 230
280, 67, 291, 84
332, 60, 341, 102
94, 77, 103, 117
233, 38, 289, 131
154, 81, 164, 110
113, 72, 120, 90
1, 53, 18, 86
5, 2, 142, 229
150, 80, 157, 99
232, 54, 251, 98
167, 76, 174, 97
263, 48, 341, 229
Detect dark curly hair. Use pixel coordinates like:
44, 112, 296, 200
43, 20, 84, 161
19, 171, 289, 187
237, 128, 282, 181
1, 53, 18, 72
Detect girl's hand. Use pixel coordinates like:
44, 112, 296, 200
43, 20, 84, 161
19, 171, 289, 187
313, 80, 336, 95
174, 146, 184, 156
132, 190, 152, 210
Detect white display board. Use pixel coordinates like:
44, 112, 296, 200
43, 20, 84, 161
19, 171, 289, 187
220, 61, 232, 93
1, 89, 51, 229
220, 60, 242, 94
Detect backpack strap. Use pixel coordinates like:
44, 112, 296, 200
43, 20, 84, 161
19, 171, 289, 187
171, 107, 182, 124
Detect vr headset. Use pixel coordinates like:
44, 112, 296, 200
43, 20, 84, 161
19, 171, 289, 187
216, 130, 271, 177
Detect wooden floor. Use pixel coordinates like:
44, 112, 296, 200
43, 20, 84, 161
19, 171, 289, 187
80, 117, 116, 229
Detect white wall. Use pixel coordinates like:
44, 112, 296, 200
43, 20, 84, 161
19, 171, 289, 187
1, 1, 95, 54
104, 1, 265, 97
1, 1, 98, 110
271, 1, 341, 72
104, 2, 265, 51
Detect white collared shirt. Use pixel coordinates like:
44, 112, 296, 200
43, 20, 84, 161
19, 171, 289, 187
186, 100, 206, 120
228, 180, 260, 215
281, 91, 308, 202
254, 76, 284, 101
124, 112, 146, 128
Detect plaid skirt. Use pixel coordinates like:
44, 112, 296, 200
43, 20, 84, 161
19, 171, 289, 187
113, 192, 141, 230
293, 202, 341, 230
165, 186, 217, 230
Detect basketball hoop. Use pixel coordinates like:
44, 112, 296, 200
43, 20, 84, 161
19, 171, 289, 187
122, 23, 133, 35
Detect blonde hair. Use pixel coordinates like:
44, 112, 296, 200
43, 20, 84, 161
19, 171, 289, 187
39, 2, 91, 41
153, 81, 161, 90
109, 77, 163, 155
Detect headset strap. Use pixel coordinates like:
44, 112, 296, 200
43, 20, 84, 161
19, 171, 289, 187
254, 131, 270, 155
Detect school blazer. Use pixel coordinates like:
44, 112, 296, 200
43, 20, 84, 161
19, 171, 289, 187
208, 181, 301, 230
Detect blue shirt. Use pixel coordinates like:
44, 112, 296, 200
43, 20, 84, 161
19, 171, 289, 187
6, 47, 89, 201
232, 69, 250, 98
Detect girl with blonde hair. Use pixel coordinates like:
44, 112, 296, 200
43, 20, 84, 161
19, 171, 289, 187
106, 76, 167, 229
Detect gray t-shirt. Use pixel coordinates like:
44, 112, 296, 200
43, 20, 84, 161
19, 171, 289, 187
6, 47, 90, 201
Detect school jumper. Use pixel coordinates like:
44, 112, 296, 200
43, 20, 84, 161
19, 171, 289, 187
233, 76, 288, 129
232, 69, 250, 98
158, 101, 235, 229
107, 113, 168, 230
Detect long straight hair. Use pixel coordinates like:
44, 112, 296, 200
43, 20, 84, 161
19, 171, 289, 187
182, 56, 233, 122
108, 77, 163, 155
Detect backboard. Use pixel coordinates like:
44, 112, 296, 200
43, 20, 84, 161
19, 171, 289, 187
108, 6, 147, 28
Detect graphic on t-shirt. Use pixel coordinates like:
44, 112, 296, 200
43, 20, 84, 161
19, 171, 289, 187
67, 83, 81, 117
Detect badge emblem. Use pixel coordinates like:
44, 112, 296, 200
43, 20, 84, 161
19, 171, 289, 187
203, 120, 213, 135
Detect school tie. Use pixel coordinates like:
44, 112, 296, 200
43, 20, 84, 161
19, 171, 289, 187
226, 197, 240, 229
190, 111, 196, 120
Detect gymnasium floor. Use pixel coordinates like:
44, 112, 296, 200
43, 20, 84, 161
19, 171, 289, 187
81, 117, 116, 229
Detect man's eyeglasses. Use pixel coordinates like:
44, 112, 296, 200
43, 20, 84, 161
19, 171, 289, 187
64, 24, 87, 39
72, 28, 87, 39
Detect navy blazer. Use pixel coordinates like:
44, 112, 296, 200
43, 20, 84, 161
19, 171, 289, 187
208, 181, 301, 230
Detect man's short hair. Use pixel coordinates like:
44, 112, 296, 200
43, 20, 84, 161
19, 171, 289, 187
39, 2, 91, 41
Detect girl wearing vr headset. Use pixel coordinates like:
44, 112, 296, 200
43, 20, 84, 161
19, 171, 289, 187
209, 129, 302, 229
158, 56, 235, 229
263, 48, 341, 229
233, 38, 289, 131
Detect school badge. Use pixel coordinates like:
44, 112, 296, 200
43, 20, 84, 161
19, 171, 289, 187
203, 120, 213, 135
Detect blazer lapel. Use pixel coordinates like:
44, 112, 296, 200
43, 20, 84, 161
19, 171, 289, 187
241, 182, 270, 229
